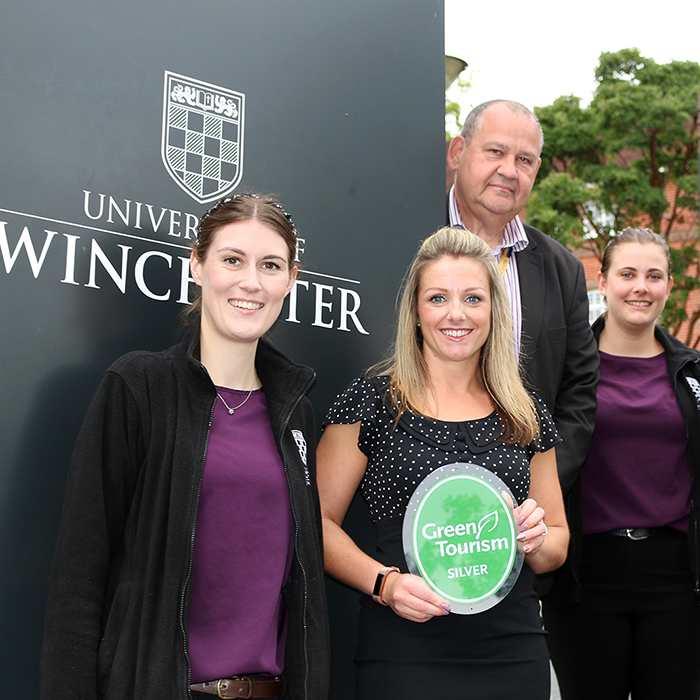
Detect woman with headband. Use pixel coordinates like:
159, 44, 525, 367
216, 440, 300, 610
40, 194, 330, 700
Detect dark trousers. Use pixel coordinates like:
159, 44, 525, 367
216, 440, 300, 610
542, 531, 700, 700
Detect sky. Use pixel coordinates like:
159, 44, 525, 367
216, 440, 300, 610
445, 0, 700, 113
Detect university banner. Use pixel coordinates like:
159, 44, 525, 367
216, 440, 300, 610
0, 2, 445, 696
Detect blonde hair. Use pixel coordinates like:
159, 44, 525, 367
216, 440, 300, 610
371, 227, 539, 445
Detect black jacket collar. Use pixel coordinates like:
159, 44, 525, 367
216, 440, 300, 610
174, 320, 315, 413
592, 315, 700, 375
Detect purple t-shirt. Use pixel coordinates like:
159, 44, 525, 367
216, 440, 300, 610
581, 351, 691, 535
188, 387, 294, 683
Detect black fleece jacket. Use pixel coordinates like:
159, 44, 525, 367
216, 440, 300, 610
40, 323, 331, 700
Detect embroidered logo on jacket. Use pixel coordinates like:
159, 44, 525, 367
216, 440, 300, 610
687, 376, 700, 409
291, 429, 311, 485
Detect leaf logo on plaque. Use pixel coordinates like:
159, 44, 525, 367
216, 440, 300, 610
161, 71, 245, 204
403, 463, 523, 614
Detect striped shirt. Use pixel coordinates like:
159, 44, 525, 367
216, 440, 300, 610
448, 185, 528, 354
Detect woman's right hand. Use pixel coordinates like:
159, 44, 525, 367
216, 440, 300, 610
318, 423, 450, 623
380, 571, 451, 623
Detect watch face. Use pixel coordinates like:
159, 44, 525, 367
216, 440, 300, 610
402, 462, 523, 614
373, 571, 387, 597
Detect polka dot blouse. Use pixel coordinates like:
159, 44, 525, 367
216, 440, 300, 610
323, 375, 560, 525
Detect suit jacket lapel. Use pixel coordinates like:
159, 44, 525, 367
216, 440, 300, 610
516, 237, 544, 375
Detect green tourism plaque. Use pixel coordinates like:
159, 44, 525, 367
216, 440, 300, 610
402, 462, 523, 614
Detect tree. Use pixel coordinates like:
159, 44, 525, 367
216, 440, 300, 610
527, 48, 700, 346
445, 73, 472, 141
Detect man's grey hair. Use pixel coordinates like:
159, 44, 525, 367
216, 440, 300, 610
460, 100, 544, 154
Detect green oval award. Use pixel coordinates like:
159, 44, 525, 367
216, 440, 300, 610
402, 462, 523, 614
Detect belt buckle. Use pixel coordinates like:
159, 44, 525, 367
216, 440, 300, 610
626, 528, 648, 541
217, 677, 251, 700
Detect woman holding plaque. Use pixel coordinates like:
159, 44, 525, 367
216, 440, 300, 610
317, 227, 569, 699
542, 228, 700, 700
40, 194, 330, 700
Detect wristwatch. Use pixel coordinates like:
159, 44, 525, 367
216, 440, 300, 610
372, 566, 400, 605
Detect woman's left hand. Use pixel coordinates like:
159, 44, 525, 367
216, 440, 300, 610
512, 498, 548, 557
502, 447, 569, 573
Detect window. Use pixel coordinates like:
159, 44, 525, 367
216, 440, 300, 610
588, 290, 605, 324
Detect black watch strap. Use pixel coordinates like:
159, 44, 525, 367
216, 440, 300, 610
372, 566, 400, 604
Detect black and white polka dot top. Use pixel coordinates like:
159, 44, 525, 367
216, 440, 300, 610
323, 375, 560, 525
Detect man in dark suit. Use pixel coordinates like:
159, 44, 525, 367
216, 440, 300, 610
446, 99, 598, 499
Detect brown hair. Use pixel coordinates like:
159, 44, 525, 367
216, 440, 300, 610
183, 193, 298, 323
600, 227, 671, 278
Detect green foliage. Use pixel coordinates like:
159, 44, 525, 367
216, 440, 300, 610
529, 48, 700, 346
527, 173, 590, 249
665, 243, 699, 334
445, 74, 472, 141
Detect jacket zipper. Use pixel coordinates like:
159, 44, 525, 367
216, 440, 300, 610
672, 357, 700, 596
182, 365, 217, 699
180, 364, 316, 698
278, 373, 315, 700
685, 360, 700, 596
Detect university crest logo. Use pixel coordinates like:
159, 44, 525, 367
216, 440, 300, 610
161, 71, 245, 204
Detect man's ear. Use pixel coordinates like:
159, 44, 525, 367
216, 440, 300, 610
446, 135, 466, 172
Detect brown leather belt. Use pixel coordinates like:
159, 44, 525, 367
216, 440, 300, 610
190, 675, 283, 699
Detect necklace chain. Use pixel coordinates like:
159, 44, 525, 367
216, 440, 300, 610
217, 388, 254, 415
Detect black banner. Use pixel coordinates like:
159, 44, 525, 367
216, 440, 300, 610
0, 2, 445, 696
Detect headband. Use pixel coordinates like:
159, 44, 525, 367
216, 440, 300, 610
196, 193, 298, 241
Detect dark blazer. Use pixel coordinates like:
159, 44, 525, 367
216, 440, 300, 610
515, 224, 599, 601
517, 224, 599, 495
445, 211, 599, 598
445, 204, 599, 494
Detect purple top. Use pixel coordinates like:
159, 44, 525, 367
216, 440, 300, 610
581, 351, 691, 535
188, 387, 294, 683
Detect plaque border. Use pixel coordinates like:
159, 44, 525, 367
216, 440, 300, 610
402, 462, 524, 615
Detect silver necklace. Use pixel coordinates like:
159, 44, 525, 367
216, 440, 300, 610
217, 388, 254, 415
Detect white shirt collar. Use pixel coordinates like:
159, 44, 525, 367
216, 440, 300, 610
448, 185, 529, 253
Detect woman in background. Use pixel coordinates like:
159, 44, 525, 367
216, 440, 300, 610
317, 227, 568, 700
543, 228, 700, 700
40, 194, 330, 700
